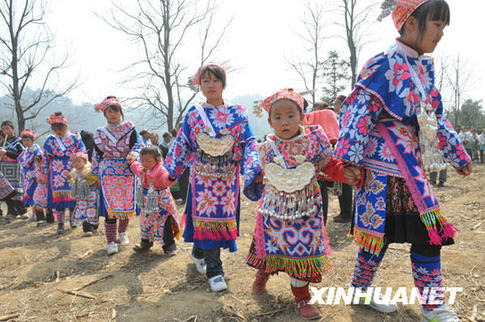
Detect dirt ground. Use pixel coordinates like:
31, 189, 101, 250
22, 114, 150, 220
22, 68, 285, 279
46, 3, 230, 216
0, 164, 484, 322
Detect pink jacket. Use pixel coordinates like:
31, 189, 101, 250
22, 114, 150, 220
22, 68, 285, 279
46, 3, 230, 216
304, 109, 339, 145
130, 161, 175, 190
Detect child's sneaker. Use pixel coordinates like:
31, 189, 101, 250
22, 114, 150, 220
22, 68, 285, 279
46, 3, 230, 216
107, 242, 118, 255
209, 275, 227, 292
118, 232, 129, 245
84, 231, 93, 237
25, 216, 36, 223
57, 223, 64, 235
354, 287, 397, 313
166, 249, 177, 257
37, 220, 46, 226
133, 239, 153, 252
190, 253, 207, 274
422, 305, 459, 322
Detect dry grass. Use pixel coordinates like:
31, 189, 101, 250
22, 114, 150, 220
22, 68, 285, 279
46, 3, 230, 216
0, 165, 484, 321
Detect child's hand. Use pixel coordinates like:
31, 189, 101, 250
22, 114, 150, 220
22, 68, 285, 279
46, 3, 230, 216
457, 164, 472, 177
126, 153, 137, 165
65, 172, 72, 180
344, 166, 361, 186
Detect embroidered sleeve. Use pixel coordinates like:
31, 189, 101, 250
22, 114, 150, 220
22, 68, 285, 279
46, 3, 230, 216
41, 137, 54, 175
164, 112, 196, 179
129, 161, 145, 178
5, 139, 24, 160
90, 131, 103, 176
432, 88, 471, 169
241, 120, 263, 201
129, 129, 143, 156
334, 89, 384, 167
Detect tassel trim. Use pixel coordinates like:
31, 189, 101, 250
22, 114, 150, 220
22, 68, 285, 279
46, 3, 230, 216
107, 209, 136, 219
351, 228, 385, 256
193, 219, 237, 241
246, 252, 332, 283
419, 208, 459, 245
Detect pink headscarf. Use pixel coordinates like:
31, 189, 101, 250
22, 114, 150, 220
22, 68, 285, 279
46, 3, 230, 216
378, 0, 432, 31
260, 88, 305, 113
95, 97, 122, 113
20, 129, 36, 140
47, 113, 68, 126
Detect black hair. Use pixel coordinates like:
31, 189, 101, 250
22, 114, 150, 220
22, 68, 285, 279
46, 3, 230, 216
162, 132, 172, 139
268, 99, 303, 118
1, 120, 14, 130
140, 146, 162, 160
171, 129, 177, 137
314, 101, 330, 110
51, 112, 67, 131
200, 65, 227, 89
0, 130, 4, 138
401, 0, 450, 36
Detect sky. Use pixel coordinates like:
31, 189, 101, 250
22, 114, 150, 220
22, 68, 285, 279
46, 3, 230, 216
6, 0, 485, 109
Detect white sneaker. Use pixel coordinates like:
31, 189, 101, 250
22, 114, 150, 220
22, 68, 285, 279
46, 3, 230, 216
209, 275, 227, 292
354, 287, 397, 313
190, 253, 207, 274
107, 242, 118, 255
422, 305, 459, 322
118, 232, 129, 245
25, 216, 36, 223
84, 231, 93, 237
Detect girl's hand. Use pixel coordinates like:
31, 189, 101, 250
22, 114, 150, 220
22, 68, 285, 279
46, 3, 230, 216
0, 149, 6, 157
126, 153, 137, 165
457, 164, 472, 177
344, 166, 361, 186
65, 172, 72, 180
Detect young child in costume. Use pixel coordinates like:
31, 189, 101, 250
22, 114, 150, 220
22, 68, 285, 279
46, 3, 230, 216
164, 64, 262, 292
68, 152, 99, 237
18, 129, 44, 224
91, 96, 143, 255
39, 113, 86, 234
33, 154, 52, 224
127, 146, 179, 256
334, 1, 471, 320
246, 89, 361, 320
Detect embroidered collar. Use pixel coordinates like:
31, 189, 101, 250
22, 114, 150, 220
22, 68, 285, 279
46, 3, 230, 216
396, 38, 422, 57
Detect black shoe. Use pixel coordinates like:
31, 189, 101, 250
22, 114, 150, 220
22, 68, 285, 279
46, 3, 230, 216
333, 214, 352, 223
133, 239, 153, 252
57, 223, 64, 235
437, 182, 445, 188
46, 210, 55, 224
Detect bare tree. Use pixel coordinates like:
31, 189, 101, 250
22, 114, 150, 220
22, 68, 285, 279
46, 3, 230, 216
444, 54, 473, 127
0, 0, 77, 132
339, 0, 375, 87
289, 1, 326, 105
105, 0, 230, 131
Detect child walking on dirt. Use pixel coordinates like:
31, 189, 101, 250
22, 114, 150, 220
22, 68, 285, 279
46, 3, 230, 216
164, 64, 262, 292
334, 1, 471, 320
128, 146, 179, 256
18, 130, 44, 224
67, 152, 99, 237
246, 88, 361, 320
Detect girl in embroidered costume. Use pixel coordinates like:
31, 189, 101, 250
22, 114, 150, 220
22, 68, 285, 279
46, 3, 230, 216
39, 113, 86, 235
127, 146, 179, 256
0, 120, 27, 219
18, 130, 45, 224
334, 1, 471, 320
246, 89, 361, 320
164, 64, 262, 292
67, 152, 99, 237
32, 154, 51, 223
92, 96, 143, 255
